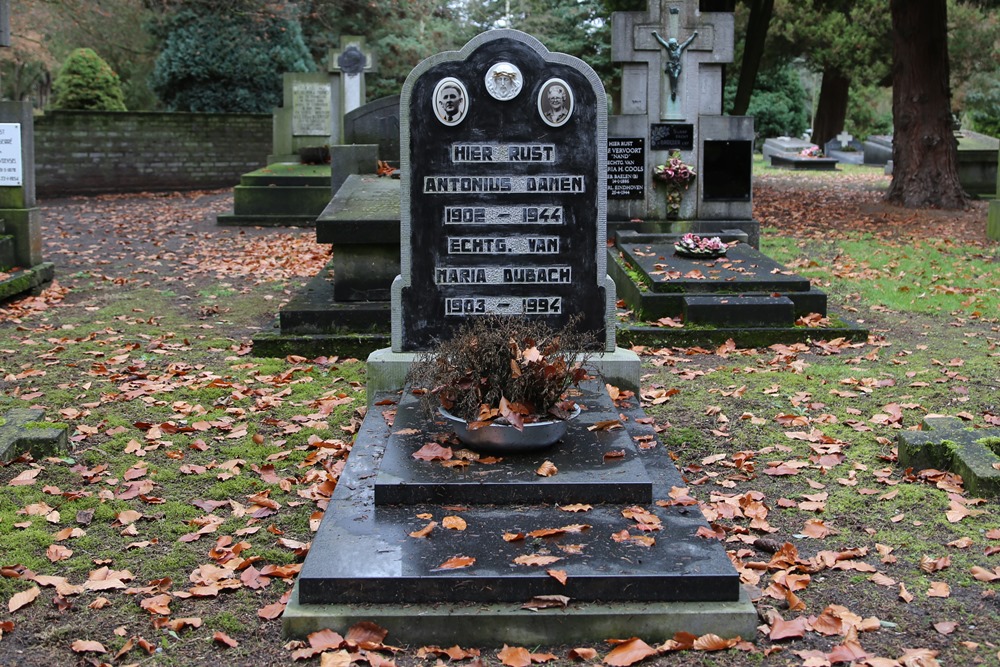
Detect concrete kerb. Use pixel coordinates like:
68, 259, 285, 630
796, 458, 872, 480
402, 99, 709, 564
365, 347, 642, 406
282, 583, 759, 645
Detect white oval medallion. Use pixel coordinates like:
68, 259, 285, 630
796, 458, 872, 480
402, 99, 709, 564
484, 62, 523, 101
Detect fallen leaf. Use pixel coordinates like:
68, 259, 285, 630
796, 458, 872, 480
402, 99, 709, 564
522, 595, 570, 610
513, 555, 562, 567
409, 521, 437, 539
693, 634, 739, 651
547, 569, 568, 585
412, 443, 453, 461
499, 645, 532, 667
8, 587, 40, 613
927, 581, 951, 598
769, 615, 808, 641
442, 516, 467, 531
536, 461, 558, 477
603, 638, 658, 666
70, 640, 107, 654
568, 647, 598, 661
437, 556, 475, 570
214, 631, 238, 647
934, 621, 958, 635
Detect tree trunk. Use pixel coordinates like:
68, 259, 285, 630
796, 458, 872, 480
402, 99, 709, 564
730, 0, 774, 116
885, 0, 968, 209
811, 69, 849, 150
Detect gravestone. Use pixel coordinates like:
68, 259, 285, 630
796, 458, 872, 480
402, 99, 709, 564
609, 0, 755, 244
391, 30, 616, 353
824, 132, 864, 165
0, 101, 55, 300
863, 134, 893, 166
269, 73, 333, 164
328, 36, 375, 145
343, 95, 401, 164
287, 30, 756, 645
762, 136, 815, 164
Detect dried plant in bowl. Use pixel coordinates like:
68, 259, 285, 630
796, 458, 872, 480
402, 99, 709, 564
406, 315, 595, 435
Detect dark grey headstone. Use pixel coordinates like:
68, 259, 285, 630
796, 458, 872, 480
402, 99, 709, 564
703, 139, 752, 201
343, 95, 401, 163
392, 30, 613, 352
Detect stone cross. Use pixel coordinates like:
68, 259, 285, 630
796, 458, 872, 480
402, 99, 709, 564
836, 130, 853, 149
328, 36, 376, 144
612, 0, 732, 121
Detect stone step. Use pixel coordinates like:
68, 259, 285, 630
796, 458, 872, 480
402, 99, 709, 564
296, 381, 741, 607
683, 294, 796, 327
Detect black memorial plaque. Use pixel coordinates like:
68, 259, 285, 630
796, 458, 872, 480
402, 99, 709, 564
607, 138, 645, 199
650, 123, 694, 151
703, 139, 752, 201
395, 32, 607, 351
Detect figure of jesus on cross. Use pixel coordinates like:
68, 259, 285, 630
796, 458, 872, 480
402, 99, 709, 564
652, 29, 697, 102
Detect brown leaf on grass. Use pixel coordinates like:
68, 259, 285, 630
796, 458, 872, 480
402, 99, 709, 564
8, 586, 40, 613
603, 638, 658, 666
522, 595, 570, 610
536, 461, 558, 477
412, 443, 453, 461
971, 566, 1000, 582
927, 581, 951, 598
899, 583, 914, 603
70, 640, 107, 654
319, 649, 353, 667
768, 615, 807, 641
214, 631, 239, 648
309, 628, 347, 651
919, 555, 951, 573
801, 519, 833, 539
8, 468, 41, 486
257, 601, 285, 620
826, 640, 868, 664
568, 647, 598, 661
437, 556, 475, 570
442, 516, 467, 531
870, 573, 896, 587
499, 645, 532, 667
140, 593, 172, 615
934, 621, 958, 635
46, 544, 73, 562
409, 521, 437, 539
547, 569, 568, 585
514, 555, 562, 567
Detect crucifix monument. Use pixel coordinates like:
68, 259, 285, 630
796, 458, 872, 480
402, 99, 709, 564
609, 0, 756, 246
328, 36, 375, 145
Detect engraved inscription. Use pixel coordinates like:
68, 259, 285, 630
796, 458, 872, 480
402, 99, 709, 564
445, 296, 563, 316
446, 237, 560, 254
424, 175, 584, 193
451, 143, 556, 162
435, 266, 572, 284
443, 206, 563, 225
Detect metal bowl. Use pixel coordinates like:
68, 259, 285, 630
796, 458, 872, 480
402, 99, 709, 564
438, 405, 581, 453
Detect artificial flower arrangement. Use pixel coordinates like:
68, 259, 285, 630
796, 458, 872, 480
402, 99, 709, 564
799, 145, 823, 158
674, 232, 728, 258
652, 150, 697, 217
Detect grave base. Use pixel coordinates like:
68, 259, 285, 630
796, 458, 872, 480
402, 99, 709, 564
0, 263, 55, 302
282, 587, 758, 646
287, 381, 757, 644
769, 155, 839, 171
898, 417, 1000, 497
216, 163, 331, 227
0, 408, 68, 460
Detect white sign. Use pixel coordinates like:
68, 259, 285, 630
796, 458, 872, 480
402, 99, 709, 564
0, 124, 22, 187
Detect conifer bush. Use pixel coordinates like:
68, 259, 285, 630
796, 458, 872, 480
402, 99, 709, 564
51, 48, 127, 111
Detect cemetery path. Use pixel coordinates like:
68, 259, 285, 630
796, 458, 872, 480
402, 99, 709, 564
0, 176, 995, 666
755, 169, 993, 246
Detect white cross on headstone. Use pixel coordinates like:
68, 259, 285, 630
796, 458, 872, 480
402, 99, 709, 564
328, 36, 376, 144
612, 0, 732, 121
836, 130, 853, 149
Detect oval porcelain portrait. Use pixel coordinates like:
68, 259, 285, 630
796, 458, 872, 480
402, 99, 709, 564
538, 78, 573, 127
433, 77, 469, 126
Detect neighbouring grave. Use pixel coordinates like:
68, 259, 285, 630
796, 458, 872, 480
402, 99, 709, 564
609, 0, 756, 244
898, 417, 1000, 497
824, 132, 864, 165
217, 37, 377, 227
0, 101, 55, 301
0, 408, 68, 461
285, 30, 756, 645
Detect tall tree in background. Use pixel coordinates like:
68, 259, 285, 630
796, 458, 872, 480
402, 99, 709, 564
729, 0, 773, 116
886, 0, 968, 208
769, 0, 890, 148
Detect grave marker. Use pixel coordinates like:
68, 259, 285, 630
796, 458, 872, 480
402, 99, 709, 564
328, 36, 375, 144
391, 30, 615, 352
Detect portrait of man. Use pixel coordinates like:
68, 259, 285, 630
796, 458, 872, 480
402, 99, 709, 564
433, 77, 468, 126
538, 78, 573, 127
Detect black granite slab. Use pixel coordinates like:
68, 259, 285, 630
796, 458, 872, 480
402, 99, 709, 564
297, 387, 742, 607
683, 295, 795, 327
620, 241, 813, 295
375, 380, 653, 505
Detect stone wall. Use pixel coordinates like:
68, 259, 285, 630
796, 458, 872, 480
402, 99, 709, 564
34, 110, 272, 197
